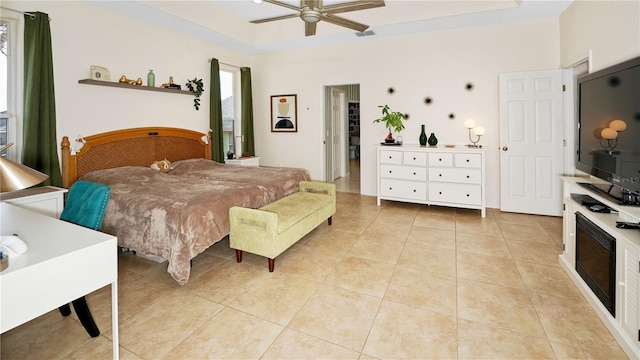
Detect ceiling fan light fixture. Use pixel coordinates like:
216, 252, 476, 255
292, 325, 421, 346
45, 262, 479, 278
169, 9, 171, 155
300, 9, 321, 23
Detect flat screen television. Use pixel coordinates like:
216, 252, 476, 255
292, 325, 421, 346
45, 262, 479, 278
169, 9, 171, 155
576, 55, 640, 204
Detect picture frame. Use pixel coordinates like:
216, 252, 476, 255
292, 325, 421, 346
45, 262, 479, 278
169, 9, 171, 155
271, 94, 298, 132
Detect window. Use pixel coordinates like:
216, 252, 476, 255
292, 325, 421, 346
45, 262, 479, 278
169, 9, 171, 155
0, 17, 17, 160
220, 68, 240, 156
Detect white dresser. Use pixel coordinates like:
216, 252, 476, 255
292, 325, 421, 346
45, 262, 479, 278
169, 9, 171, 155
376, 145, 486, 217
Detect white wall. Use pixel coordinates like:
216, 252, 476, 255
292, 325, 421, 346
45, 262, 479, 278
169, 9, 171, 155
560, 0, 640, 70
253, 18, 561, 207
9, 1, 637, 210
2, 0, 248, 154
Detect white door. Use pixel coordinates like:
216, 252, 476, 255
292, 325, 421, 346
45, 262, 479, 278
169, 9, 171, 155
499, 70, 564, 216
331, 88, 345, 180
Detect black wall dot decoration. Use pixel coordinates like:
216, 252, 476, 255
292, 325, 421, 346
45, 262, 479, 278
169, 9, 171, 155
448, 113, 455, 120
424, 97, 433, 105
387, 87, 395, 94
634, 112, 640, 121
465, 82, 474, 91
404, 113, 410, 120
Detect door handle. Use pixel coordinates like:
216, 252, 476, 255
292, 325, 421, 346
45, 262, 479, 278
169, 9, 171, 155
502, 146, 508, 151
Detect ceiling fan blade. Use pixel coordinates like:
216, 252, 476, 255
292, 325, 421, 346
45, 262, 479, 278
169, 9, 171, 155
250, 13, 299, 24
322, 0, 385, 14
320, 13, 369, 32
263, 0, 302, 12
305, 21, 317, 36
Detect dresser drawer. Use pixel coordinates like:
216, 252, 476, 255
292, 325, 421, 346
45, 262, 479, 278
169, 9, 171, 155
454, 153, 482, 168
379, 150, 402, 164
403, 151, 427, 166
381, 165, 427, 181
428, 153, 453, 167
429, 183, 481, 206
428, 168, 481, 184
380, 179, 427, 201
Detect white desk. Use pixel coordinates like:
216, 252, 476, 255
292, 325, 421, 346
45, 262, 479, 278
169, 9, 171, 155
0, 203, 119, 359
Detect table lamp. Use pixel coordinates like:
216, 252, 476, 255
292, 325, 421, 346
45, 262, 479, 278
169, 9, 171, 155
0, 143, 49, 192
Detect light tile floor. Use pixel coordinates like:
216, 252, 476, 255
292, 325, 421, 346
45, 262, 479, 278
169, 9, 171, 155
0, 193, 630, 359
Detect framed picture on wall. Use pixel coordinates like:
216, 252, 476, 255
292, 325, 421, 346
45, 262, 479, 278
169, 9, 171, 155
271, 94, 297, 132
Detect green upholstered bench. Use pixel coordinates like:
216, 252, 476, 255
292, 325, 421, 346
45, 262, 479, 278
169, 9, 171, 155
229, 181, 336, 272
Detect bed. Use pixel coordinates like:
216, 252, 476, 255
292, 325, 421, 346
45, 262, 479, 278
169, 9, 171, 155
61, 127, 311, 285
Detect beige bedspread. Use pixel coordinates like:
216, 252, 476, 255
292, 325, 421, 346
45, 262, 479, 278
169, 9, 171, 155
81, 166, 274, 285
170, 158, 311, 200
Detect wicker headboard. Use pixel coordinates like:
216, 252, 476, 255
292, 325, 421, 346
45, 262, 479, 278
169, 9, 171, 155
61, 127, 212, 188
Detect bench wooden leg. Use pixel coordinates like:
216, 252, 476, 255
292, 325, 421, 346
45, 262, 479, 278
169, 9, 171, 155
235, 249, 243, 263
328, 216, 332, 226
268, 258, 275, 272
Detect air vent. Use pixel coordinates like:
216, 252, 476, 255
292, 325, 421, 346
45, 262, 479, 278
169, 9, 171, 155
355, 30, 375, 37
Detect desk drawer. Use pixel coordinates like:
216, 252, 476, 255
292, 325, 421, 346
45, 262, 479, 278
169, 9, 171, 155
403, 151, 427, 166
380, 150, 402, 164
380, 179, 427, 201
455, 153, 482, 168
428, 168, 481, 184
428, 153, 453, 167
429, 183, 481, 206
380, 165, 427, 181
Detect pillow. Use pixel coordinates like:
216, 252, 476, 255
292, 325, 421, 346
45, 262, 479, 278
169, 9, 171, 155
150, 159, 172, 173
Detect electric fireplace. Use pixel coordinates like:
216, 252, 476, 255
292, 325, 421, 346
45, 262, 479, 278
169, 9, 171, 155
575, 212, 616, 316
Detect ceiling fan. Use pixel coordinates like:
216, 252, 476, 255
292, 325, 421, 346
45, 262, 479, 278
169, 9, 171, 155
250, 0, 385, 37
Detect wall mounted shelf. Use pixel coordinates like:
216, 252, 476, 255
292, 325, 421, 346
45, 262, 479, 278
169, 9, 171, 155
78, 79, 191, 95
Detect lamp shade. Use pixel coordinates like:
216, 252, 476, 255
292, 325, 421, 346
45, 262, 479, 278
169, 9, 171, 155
464, 119, 476, 129
0, 156, 49, 192
601, 127, 618, 140
609, 119, 627, 132
474, 126, 486, 136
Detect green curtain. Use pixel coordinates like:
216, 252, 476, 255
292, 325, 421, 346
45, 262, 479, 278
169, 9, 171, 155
209, 58, 224, 162
22, 11, 62, 187
240, 67, 255, 156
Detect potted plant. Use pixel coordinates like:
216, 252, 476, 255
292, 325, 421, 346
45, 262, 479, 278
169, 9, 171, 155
186, 78, 204, 110
373, 104, 405, 143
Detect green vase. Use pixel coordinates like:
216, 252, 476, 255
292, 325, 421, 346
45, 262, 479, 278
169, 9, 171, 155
147, 70, 155, 87
428, 132, 438, 146
419, 125, 427, 146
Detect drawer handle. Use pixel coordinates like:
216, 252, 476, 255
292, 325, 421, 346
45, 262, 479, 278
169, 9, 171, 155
439, 174, 442, 177
413, 157, 416, 160
466, 175, 470, 178
413, 189, 416, 192
439, 158, 442, 161
439, 192, 442, 195
389, 187, 392, 190
413, 172, 416, 175
466, 159, 470, 162
388, 156, 392, 159
466, 194, 470, 197
388, 170, 392, 174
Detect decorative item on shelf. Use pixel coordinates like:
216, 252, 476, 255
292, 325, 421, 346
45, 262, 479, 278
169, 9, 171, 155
0, 143, 49, 192
89, 65, 110, 81
373, 104, 406, 144
419, 124, 428, 146
186, 78, 204, 110
428, 132, 438, 146
118, 75, 142, 85
147, 70, 155, 87
464, 118, 484, 148
161, 76, 181, 90
600, 119, 627, 154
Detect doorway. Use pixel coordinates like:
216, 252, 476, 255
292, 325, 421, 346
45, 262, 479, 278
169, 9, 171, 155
324, 84, 360, 193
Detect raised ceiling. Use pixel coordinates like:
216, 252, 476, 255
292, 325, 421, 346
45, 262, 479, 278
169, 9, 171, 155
89, 0, 572, 54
